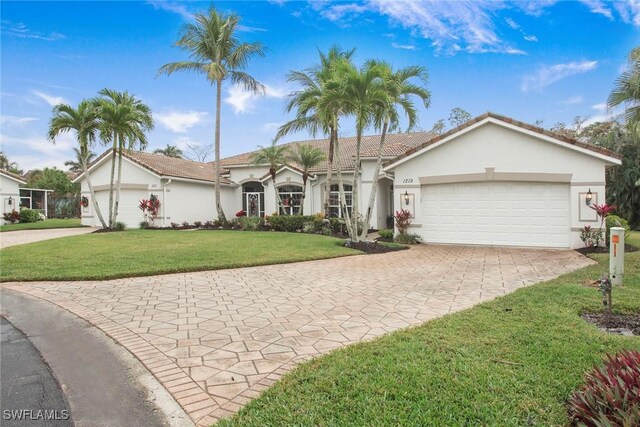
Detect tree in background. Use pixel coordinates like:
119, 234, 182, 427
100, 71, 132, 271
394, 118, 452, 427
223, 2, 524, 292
250, 141, 290, 214
287, 144, 326, 215
27, 168, 78, 194
159, 6, 266, 224
154, 145, 184, 158
185, 143, 214, 162
0, 152, 23, 175
448, 107, 471, 128
65, 148, 96, 174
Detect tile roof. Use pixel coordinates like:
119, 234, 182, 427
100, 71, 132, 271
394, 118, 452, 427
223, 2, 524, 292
0, 169, 26, 184
83, 149, 231, 184
384, 112, 623, 167
218, 131, 435, 173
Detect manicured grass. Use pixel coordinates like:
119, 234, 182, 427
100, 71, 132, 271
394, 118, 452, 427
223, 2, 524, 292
0, 230, 360, 281
0, 218, 84, 232
218, 232, 640, 427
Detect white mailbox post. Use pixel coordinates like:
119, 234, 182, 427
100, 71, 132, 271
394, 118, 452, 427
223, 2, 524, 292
609, 227, 625, 286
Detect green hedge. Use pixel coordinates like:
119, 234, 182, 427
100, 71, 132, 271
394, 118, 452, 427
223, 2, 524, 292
19, 209, 42, 223
267, 215, 315, 232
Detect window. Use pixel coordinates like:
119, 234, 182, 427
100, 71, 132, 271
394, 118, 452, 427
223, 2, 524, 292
329, 184, 352, 218
278, 185, 303, 215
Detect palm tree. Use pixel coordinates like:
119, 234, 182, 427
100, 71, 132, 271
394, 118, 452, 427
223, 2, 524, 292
158, 6, 266, 224
154, 145, 183, 158
250, 140, 289, 214
95, 88, 153, 228
0, 152, 22, 175
65, 148, 96, 173
608, 46, 640, 134
276, 46, 356, 216
48, 100, 108, 228
359, 61, 431, 239
287, 144, 326, 214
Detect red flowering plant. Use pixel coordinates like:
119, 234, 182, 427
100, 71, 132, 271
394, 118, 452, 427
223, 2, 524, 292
394, 209, 412, 235
139, 194, 161, 225
589, 203, 616, 247
235, 209, 246, 217
80, 196, 89, 208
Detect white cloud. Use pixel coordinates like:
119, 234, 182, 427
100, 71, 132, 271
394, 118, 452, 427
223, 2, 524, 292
363, 1, 523, 55
32, 90, 68, 106
561, 96, 583, 105
580, 0, 614, 20
145, 1, 193, 19
505, 17, 520, 29
320, 3, 368, 21
0, 133, 75, 170
1, 20, 65, 41
225, 84, 288, 114
0, 116, 38, 126
155, 110, 208, 133
592, 103, 607, 112
391, 42, 416, 50
524, 34, 538, 42
517, 0, 640, 26
521, 60, 598, 92
262, 122, 283, 133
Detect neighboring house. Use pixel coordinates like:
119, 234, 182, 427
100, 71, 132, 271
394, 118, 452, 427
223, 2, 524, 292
74, 113, 622, 249
1, 170, 25, 225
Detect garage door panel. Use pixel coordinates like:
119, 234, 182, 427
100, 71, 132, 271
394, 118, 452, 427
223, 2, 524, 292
420, 182, 570, 248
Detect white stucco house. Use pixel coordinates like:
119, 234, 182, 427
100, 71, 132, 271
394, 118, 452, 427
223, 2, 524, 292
1, 170, 25, 225
75, 113, 622, 249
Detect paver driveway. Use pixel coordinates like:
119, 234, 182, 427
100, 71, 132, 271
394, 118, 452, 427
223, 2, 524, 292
0, 227, 95, 249
2, 245, 593, 426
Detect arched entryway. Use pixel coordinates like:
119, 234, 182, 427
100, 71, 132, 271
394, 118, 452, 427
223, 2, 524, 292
242, 181, 265, 217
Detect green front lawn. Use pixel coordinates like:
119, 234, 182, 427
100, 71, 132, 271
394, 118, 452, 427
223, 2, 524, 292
0, 218, 84, 232
0, 230, 359, 281
219, 232, 640, 427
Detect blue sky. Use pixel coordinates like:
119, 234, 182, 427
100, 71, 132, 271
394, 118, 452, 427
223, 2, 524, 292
1, 0, 638, 171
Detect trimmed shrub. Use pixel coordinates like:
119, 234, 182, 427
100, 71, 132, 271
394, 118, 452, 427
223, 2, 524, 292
19, 209, 42, 223
569, 349, 640, 426
182, 221, 190, 228
394, 233, 421, 244
139, 221, 149, 229
302, 221, 316, 234
203, 221, 215, 229
378, 229, 394, 240
114, 221, 127, 231
193, 221, 202, 228
238, 216, 263, 231
267, 215, 315, 232
606, 215, 631, 241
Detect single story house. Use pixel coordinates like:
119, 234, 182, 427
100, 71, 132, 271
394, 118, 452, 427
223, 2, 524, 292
75, 113, 622, 249
1, 170, 25, 225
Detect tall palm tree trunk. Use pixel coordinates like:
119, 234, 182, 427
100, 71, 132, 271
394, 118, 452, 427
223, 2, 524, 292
113, 137, 124, 226
334, 126, 354, 237
323, 127, 335, 216
108, 140, 117, 227
271, 173, 283, 214
81, 157, 108, 228
350, 130, 362, 243
360, 119, 389, 240
215, 80, 227, 224
300, 174, 308, 215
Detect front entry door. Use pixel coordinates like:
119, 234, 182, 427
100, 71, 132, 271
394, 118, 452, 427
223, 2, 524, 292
245, 192, 261, 217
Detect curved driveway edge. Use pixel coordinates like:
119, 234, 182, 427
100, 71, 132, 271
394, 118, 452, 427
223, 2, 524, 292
1, 245, 595, 426
0, 228, 96, 249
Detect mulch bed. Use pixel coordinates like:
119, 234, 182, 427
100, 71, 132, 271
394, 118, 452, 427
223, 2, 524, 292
575, 243, 638, 255
344, 240, 409, 254
582, 312, 640, 336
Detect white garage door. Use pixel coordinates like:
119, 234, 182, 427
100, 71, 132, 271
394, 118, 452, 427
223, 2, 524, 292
420, 181, 570, 248
94, 189, 146, 229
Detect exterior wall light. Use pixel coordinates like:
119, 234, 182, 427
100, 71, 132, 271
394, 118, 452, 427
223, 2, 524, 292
403, 190, 410, 205
7, 196, 12, 206
585, 188, 592, 206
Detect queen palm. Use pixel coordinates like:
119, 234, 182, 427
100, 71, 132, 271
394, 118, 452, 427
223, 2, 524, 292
287, 144, 326, 214
95, 88, 153, 228
276, 46, 355, 216
48, 100, 108, 228
158, 6, 266, 224
359, 61, 431, 239
250, 141, 289, 214
65, 148, 96, 173
154, 145, 183, 158
608, 46, 640, 134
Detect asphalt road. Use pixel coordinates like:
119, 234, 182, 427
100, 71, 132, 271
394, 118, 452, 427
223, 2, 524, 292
1, 316, 73, 426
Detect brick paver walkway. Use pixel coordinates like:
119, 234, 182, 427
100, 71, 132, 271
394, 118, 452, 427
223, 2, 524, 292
2, 245, 593, 426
